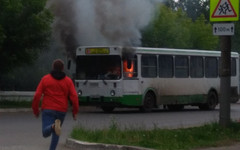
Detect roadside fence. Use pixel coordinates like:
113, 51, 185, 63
0, 91, 34, 101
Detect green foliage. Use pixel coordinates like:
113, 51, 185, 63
142, 5, 218, 50
0, 47, 65, 91
164, 0, 240, 53
232, 22, 240, 52
0, 100, 32, 108
0, 25, 5, 47
0, 63, 46, 90
165, 0, 210, 21
71, 122, 240, 150
142, 5, 191, 48
0, 0, 53, 74
190, 15, 219, 50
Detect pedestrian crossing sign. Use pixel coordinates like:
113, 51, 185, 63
210, 0, 239, 22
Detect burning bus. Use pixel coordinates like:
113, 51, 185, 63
74, 46, 138, 112
71, 46, 239, 113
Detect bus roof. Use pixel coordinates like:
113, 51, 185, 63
135, 47, 239, 58
76, 46, 239, 58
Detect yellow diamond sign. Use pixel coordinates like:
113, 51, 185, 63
210, 0, 239, 22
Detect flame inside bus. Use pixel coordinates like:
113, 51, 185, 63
123, 60, 134, 77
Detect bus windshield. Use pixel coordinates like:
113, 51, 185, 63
76, 55, 121, 80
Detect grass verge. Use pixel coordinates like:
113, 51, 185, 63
71, 121, 240, 150
0, 100, 32, 108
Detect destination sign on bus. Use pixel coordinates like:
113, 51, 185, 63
85, 48, 110, 54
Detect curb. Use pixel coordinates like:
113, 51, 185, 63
65, 138, 155, 150
0, 106, 96, 113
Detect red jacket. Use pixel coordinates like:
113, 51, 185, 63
32, 73, 79, 116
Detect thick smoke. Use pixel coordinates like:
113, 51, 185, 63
46, 0, 163, 58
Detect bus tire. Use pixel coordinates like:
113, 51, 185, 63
199, 91, 218, 110
101, 106, 115, 113
140, 92, 155, 112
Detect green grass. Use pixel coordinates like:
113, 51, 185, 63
0, 100, 32, 108
71, 121, 240, 150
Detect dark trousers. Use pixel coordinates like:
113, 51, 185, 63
42, 109, 66, 150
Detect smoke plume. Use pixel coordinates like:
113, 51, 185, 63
46, 0, 163, 58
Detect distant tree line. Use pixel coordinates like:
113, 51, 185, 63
1, 0, 240, 91
142, 0, 240, 52
141, 4, 218, 50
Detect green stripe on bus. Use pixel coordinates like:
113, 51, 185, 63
121, 95, 142, 106
79, 95, 142, 106
161, 95, 207, 104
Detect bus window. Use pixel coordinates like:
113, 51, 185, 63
141, 55, 157, 78
175, 56, 189, 78
205, 57, 218, 78
123, 55, 138, 78
190, 56, 204, 78
76, 55, 121, 80
231, 58, 236, 76
123, 60, 134, 77
159, 55, 173, 78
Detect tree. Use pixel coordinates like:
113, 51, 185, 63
232, 22, 240, 52
189, 14, 218, 50
165, 0, 210, 21
141, 5, 218, 50
142, 5, 192, 48
0, 0, 53, 75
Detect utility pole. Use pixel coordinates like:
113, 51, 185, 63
210, 0, 239, 127
219, 36, 231, 127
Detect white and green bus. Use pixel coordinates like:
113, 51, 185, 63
73, 46, 239, 112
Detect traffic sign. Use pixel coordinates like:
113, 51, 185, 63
213, 23, 234, 36
210, 0, 239, 22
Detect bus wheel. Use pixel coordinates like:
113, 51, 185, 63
101, 106, 115, 113
140, 92, 155, 112
199, 91, 218, 110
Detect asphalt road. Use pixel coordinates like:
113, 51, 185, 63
1, 104, 240, 150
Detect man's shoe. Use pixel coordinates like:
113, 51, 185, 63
54, 119, 61, 136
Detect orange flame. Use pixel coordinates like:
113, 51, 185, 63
123, 60, 134, 77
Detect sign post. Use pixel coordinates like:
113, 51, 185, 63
210, 0, 239, 127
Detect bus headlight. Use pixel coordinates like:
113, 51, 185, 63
110, 90, 115, 96
78, 90, 82, 96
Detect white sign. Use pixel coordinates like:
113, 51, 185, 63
213, 23, 234, 36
